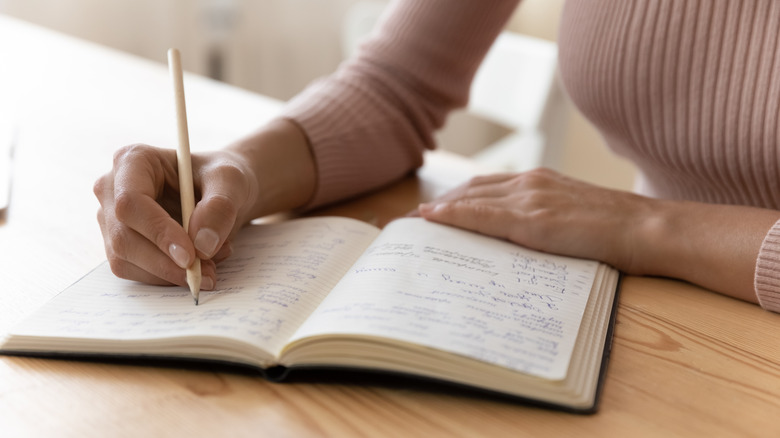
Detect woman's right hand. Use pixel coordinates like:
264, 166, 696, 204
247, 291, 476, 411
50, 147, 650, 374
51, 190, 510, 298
93, 119, 316, 289
93, 144, 257, 290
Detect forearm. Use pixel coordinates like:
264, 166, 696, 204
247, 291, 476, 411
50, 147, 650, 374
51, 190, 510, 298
634, 199, 780, 303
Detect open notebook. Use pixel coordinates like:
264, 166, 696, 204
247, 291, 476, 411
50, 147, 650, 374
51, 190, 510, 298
0, 217, 620, 413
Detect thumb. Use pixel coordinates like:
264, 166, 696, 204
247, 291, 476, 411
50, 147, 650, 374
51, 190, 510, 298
189, 191, 240, 260
188, 151, 258, 261
188, 157, 253, 259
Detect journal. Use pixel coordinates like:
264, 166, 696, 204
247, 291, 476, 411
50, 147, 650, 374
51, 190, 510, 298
0, 217, 620, 412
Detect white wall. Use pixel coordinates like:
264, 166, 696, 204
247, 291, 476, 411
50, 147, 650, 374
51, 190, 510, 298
0, 0, 636, 190
0, 0, 356, 99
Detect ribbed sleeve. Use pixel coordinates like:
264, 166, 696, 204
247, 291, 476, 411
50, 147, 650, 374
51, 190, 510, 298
280, 0, 780, 313
281, 0, 519, 207
558, 0, 780, 313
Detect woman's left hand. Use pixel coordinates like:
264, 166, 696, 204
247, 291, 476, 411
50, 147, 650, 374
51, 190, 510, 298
418, 168, 655, 274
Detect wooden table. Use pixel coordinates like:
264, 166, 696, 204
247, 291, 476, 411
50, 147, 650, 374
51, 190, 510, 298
1, 14, 779, 438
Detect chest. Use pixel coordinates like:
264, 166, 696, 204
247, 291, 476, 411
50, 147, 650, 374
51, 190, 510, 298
556, 0, 780, 206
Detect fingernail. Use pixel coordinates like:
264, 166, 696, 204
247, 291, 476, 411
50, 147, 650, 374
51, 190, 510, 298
169, 243, 191, 269
195, 228, 220, 258
201, 276, 215, 291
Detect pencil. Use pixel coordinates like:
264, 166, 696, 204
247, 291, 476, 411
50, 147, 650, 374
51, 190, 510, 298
167, 48, 201, 305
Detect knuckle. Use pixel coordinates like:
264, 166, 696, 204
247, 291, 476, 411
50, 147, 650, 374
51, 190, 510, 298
217, 162, 246, 184
213, 162, 253, 198
203, 192, 239, 218
113, 143, 148, 164
106, 254, 129, 279
522, 191, 550, 212
107, 225, 131, 258
456, 201, 495, 224
148, 217, 177, 250
528, 167, 556, 177
526, 205, 554, 222
468, 202, 492, 216
517, 168, 548, 185
469, 174, 494, 186
93, 175, 107, 198
113, 191, 136, 223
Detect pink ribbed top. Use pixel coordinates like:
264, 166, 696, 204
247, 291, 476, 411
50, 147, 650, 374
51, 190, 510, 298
282, 0, 780, 312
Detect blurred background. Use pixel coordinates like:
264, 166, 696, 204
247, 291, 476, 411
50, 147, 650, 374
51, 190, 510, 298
0, 0, 636, 190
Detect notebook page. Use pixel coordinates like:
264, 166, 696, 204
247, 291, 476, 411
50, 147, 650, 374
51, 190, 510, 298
8, 217, 380, 357
288, 218, 600, 380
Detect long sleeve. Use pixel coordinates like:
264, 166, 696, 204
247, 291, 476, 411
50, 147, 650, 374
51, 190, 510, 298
281, 0, 520, 208
557, 0, 780, 313
280, 0, 780, 313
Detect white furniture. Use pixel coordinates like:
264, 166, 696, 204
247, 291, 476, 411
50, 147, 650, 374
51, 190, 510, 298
468, 32, 569, 172
342, 2, 570, 172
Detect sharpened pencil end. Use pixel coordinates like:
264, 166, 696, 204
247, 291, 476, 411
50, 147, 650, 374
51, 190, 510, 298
188, 282, 200, 306
186, 259, 202, 306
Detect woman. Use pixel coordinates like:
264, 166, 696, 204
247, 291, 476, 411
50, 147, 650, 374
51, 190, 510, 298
94, 0, 780, 312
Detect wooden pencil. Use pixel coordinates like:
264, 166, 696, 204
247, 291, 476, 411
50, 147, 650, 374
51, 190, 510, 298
167, 48, 201, 305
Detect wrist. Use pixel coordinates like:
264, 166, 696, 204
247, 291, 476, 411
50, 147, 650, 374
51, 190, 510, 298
226, 118, 316, 220
627, 197, 681, 277
628, 197, 777, 303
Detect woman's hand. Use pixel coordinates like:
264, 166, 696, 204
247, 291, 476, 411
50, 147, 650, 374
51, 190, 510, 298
418, 168, 780, 304
94, 145, 257, 289
93, 119, 316, 289
418, 169, 653, 274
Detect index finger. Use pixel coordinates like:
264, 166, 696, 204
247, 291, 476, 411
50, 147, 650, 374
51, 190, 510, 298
111, 145, 196, 269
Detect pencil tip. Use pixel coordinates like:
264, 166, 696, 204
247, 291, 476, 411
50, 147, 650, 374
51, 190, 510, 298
186, 260, 202, 306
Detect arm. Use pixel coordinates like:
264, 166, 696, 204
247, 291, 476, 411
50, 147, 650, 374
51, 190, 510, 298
282, 0, 520, 207
94, 0, 521, 288
418, 169, 780, 310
